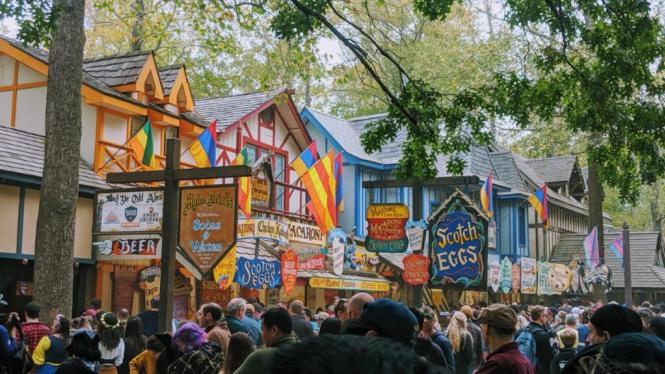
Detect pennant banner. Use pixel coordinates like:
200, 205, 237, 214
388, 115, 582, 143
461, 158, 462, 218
213, 245, 237, 290
520, 257, 537, 294
281, 249, 299, 295
511, 260, 521, 293
488, 253, 500, 293
537, 261, 552, 295
500, 257, 512, 293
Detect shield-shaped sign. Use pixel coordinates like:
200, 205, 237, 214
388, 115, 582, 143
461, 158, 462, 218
124, 206, 138, 222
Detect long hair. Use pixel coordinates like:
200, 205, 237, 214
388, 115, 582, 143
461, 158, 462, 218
54, 315, 71, 343
98, 312, 123, 350
446, 311, 469, 353
223, 332, 256, 374
124, 316, 146, 353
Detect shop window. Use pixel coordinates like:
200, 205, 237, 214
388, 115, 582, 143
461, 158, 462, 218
130, 116, 149, 136
518, 206, 528, 256
275, 153, 285, 210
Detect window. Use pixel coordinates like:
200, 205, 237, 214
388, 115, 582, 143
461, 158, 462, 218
130, 116, 148, 136
274, 154, 285, 210
518, 207, 527, 256
245, 145, 258, 165
498, 202, 511, 256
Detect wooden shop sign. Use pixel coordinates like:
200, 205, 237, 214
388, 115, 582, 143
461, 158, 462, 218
365, 204, 409, 253
281, 249, 299, 295
178, 185, 237, 275
402, 254, 430, 285
308, 277, 391, 292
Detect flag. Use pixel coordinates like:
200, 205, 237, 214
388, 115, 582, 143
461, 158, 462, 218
301, 150, 337, 233
610, 232, 624, 270
584, 226, 599, 269
190, 120, 217, 167
128, 120, 156, 168
480, 174, 493, 218
291, 142, 318, 178
527, 184, 549, 226
334, 152, 344, 212
233, 147, 252, 218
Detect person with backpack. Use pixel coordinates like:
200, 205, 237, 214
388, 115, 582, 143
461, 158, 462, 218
515, 306, 557, 374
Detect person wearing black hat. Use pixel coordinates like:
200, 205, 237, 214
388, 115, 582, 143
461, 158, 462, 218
562, 304, 643, 374
54, 330, 101, 374
475, 304, 535, 374
594, 332, 665, 373
358, 299, 419, 346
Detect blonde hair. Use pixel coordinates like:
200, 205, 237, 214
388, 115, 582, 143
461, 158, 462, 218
446, 311, 469, 353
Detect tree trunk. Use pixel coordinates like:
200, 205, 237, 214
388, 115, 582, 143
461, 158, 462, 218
587, 160, 604, 258
648, 182, 662, 232
131, 0, 145, 51
33, 0, 85, 323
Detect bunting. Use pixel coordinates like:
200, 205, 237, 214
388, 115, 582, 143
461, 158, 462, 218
233, 147, 252, 218
610, 232, 624, 270
584, 226, 599, 269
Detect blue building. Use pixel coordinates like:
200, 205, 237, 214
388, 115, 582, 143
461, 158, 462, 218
302, 107, 595, 305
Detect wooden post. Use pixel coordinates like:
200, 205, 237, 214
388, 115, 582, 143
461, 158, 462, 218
623, 222, 632, 307
534, 209, 540, 261
158, 138, 180, 333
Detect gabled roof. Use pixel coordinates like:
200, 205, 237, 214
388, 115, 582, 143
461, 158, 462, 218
525, 155, 577, 184
551, 230, 665, 289
304, 108, 383, 165
0, 126, 114, 190
159, 64, 182, 96
491, 151, 528, 191
196, 88, 287, 131
83, 51, 152, 87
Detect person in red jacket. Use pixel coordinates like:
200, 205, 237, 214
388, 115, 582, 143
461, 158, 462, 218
475, 304, 535, 374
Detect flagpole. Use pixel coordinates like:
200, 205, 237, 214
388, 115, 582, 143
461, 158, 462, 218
623, 222, 632, 306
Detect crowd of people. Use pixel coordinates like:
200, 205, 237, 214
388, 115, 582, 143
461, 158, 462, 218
1, 296, 665, 374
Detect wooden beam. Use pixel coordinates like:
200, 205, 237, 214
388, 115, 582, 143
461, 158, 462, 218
0, 80, 47, 92
107, 165, 252, 183
361, 176, 480, 189
10, 60, 18, 127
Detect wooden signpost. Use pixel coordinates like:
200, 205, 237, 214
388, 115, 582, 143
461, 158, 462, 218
107, 139, 251, 333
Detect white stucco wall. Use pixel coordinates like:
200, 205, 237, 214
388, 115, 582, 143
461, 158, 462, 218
17, 64, 44, 84
0, 55, 15, 86
80, 104, 97, 164
15, 86, 46, 135
0, 91, 11, 127
102, 112, 127, 145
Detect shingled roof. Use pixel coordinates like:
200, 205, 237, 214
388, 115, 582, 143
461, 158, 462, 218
83, 51, 152, 87
195, 89, 287, 131
525, 155, 577, 184
0, 126, 114, 190
551, 230, 665, 289
159, 64, 182, 96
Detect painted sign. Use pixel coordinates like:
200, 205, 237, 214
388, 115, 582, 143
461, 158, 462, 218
430, 192, 487, 289
95, 235, 162, 260
234, 257, 281, 289
488, 253, 500, 292
570, 262, 581, 293
329, 229, 346, 275
138, 266, 160, 310
406, 220, 428, 252
365, 204, 409, 253
281, 249, 299, 295
550, 263, 573, 295
354, 247, 380, 273
308, 277, 391, 292
96, 189, 163, 233
179, 185, 237, 275
520, 257, 537, 294
537, 261, 552, 295
299, 254, 326, 270
511, 261, 521, 293
500, 257, 512, 293
402, 254, 430, 285
200, 280, 231, 308
213, 245, 237, 290
288, 221, 324, 245
252, 177, 270, 206
488, 219, 497, 249
237, 219, 289, 244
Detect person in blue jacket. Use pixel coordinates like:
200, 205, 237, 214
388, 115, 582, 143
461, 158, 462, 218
1, 312, 20, 367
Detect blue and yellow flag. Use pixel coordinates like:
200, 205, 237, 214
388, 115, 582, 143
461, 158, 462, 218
528, 184, 549, 226
291, 142, 318, 178
190, 121, 217, 168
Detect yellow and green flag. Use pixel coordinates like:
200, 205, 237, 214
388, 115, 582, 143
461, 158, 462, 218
128, 120, 157, 168
233, 147, 252, 218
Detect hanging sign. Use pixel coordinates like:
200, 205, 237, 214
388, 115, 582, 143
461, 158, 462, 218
365, 204, 409, 253
299, 254, 326, 270
138, 266, 160, 309
234, 257, 281, 289
308, 277, 391, 292
288, 221, 324, 246
95, 235, 162, 260
570, 261, 581, 293
406, 220, 428, 252
329, 229, 346, 275
520, 257, 537, 294
237, 219, 289, 244
550, 263, 573, 295
281, 249, 299, 295
95, 188, 163, 233
537, 261, 553, 295
178, 185, 238, 275
213, 245, 237, 290
511, 261, 521, 293
488, 253, 500, 292
430, 191, 488, 289
500, 257, 512, 293
251, 177, 271, 207
354, 246, 380, 273
402, 254, 430, 285
488, 219, 497, 249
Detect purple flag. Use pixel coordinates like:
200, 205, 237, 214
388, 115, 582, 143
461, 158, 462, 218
584, 226, 599, 269
610, 232, 624, 270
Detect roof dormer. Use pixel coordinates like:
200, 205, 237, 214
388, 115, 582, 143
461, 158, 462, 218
160, 64, 194, 113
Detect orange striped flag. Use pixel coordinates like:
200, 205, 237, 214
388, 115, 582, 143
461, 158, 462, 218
301, 150, 337, 233
233, 147, 252, 218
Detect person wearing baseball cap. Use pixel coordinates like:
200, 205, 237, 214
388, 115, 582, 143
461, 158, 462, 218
562, 304, 642, 374
475, 304, 535, 374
